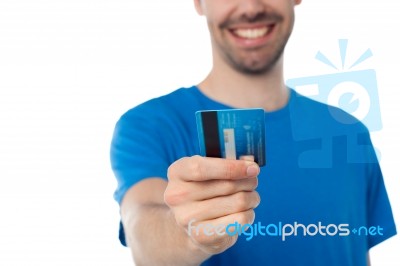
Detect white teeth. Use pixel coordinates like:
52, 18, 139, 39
234, 27, 270, 39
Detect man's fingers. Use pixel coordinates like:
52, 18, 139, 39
168, 156, 259, 182
188, 178, 259, 201
165, 175, 258, 207
187, 209, 256, 249
175, 191, 260, 226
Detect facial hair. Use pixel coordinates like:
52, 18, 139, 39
214, 10, 294, 75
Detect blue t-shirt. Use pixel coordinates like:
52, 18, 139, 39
110, 86, 396, 266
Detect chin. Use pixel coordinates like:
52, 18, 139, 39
233, 56, 282, 75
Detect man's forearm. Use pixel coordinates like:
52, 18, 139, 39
122, 203, 211, 266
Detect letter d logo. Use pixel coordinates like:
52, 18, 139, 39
226, 222, 239, 237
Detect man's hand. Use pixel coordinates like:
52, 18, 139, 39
164, 155, 260, 255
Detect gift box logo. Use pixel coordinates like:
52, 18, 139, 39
286, 39, 381, 168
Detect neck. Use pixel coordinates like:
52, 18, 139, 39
197, 56, 288, 111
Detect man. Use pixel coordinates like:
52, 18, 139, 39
110, 0, 396, 265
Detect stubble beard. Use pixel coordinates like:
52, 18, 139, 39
213, 11, 294, 76
222, 40, 287, 75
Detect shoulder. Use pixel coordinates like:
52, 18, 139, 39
116, 86, 202, 127
122, 87, 196, 117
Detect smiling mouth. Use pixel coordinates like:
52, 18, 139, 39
231, 25, 273, 40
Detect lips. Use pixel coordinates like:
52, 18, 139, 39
227, 24, 275, 48
231, 26, 272, 39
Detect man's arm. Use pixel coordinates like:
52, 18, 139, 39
121, 178, 210, 266
120, 156, 260, 266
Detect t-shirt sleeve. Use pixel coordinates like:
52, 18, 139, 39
363, 134, 397, 249
110, 107, 170, 205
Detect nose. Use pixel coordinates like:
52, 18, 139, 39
239, 0, 265, 20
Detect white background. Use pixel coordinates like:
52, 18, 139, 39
0, 0, 399, 265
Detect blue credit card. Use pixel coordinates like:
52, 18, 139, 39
195, 108, 266, 166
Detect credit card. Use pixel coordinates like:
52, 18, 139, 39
195, 108, 266, 166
